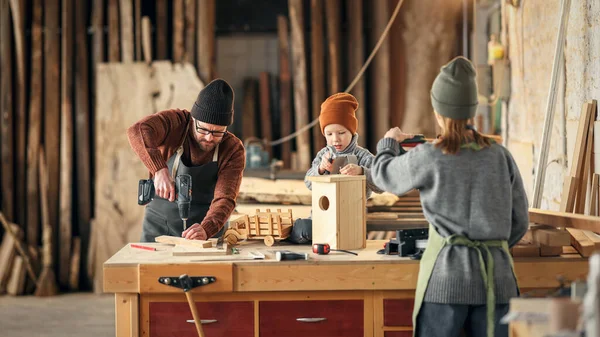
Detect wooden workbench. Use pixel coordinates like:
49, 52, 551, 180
103, 240, 589, 337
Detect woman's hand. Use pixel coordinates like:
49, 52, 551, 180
340, 164, 363, 176
384, 127, 414, 143
318, 152, 333, 174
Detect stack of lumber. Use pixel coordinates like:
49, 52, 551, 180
518, 100, 600, 258
366, 190, 427, 240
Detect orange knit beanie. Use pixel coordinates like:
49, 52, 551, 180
319, 93, 359, 135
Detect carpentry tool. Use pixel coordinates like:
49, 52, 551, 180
312, 243, 358, 256
275, 251, 309, 261
377, 228, 429, 260
130, 244, 156, 251
138, 173, 192, 230
179, 274, 205, 337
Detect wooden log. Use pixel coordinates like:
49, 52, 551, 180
370, 0, 390, 150
324, 0, 341, 94
288, 0, 311, 170
59, 0, 74, 289
347, 0, 366, 147
1, 0, 14, 221
134, 0, 141, 60
184, 0, 196, 64
242, 78, 258, 140
26, 0, 43, 247
7, 255, 26, 295
389, 0, 406, 129
119, 0, 134, 62
69, 237, 81, 290
172, 0, 184, 63
92, 0, 105, 66
155, 0, 168, 60
259, 72, 273, 158
277, 16, 292, 168
75, 0, 92, 289
9, 0, 26, 228
310, 0, 326, 152
108, 0, 120, 61
44, 0, 61, 274
529, 208, 600, 233
197, 0, 216, 83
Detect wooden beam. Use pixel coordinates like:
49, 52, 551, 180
155, 0, 168, 60
590, 173, 599, 216
576, 109, 595, 213
108, 0, 120, 62
134, 0, 141, 60
142, 16, 152, 63
277, 16, 292, 169
324, 0, 341, 94
119, 0, 134, 62
75, 0, 92, 289
26, 0, 43, 247
184, 0, 196, 64
529, 208, 600, 233
259, 72, 273, 158
559, 175, 578, 213
91, 0, 105, 66
172, 0, 184, 63
59, 0, 74, 289
389, 0, 406, 129
197, 0, 216, 83
370, 0, 391, 150
310, 0, 326, 152
566, 228, 594, 257
9, 0, 26, 229
242, 78, 258, 140
288, 0, 311, 170
347, 0, 366, 147
1, 0, 14, 221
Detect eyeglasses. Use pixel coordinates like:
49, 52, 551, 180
195, 123, 227, 138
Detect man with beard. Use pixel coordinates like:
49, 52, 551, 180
127, 78, 245, 242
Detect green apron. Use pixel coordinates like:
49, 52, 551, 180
412, 224, 517, 337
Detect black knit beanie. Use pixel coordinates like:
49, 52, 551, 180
191, 78, 235, 126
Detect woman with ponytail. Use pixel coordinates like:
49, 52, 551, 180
371, 56, 529, 337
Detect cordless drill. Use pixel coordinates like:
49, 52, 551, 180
138, 174, 192, 230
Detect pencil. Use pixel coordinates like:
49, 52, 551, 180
130, 244, 157, 251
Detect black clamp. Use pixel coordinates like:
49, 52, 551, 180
158, 274, 217, 291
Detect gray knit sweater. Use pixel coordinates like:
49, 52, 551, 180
305, 134, 383, 198
372, 138, 529, 305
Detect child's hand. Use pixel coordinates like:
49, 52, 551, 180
318, 152, 333, 174
384, 127, 414, 143
340, 164, 363, 176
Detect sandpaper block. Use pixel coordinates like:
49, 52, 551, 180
155, 235, 213, 248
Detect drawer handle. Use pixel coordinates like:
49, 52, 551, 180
186, 319, 218, 324
296, 318, 327, 323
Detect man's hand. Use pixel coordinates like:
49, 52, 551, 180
154, 168, 175, 202
384, 127, 414, 143
318, 152, 333, 174
182, 223, 208, 240
340, 164, 363, 176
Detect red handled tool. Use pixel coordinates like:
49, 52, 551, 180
312, 243, 358, 256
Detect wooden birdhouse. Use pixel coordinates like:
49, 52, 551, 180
307, 175, 366, 250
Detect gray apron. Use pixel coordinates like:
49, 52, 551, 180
141, 123, 224, 242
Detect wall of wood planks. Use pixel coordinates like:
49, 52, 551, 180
0, 0, 467, 294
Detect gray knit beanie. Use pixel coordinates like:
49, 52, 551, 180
191, 78, 235, 126
430, 56, 478, 120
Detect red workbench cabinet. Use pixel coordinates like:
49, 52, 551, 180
383, 298, 414, 327
148, 301, 254, 337
259, 299, 364, 337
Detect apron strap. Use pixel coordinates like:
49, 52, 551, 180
212, 144, 220, 162
445, 235, 507, 337
171, 117, 191, 180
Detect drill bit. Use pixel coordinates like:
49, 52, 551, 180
183, 219, 187, 231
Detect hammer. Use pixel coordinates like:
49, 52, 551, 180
179, 274, 205, 337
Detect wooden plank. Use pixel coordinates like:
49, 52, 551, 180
108, 0, 120, 61
590, 173, 599, 216
59, 0, 74, 290
119, 0, 134, 62
184, 0, 196, 64
238, 177, 312, 205
576, 111, 595, 213
324, 0, 341, 94
0, 224, 22, 292
197, 0, 216, 83
560, 176, 579, 213
26, 0, 43, 247
259, 72, 273, 158
510, 244, 540, 258
155, 0, 167, 60
581, 230, 600, 250
1, 0, 14, 221
9, 0, 26, 228
288, 0, 311, 170
347, 0, 366, 147
389, 0, 406, 129
566, 228, 594, 257
242, 78, 258, 140
370, 0, 390, 150
7, 255, 25, 295
529, 208, 600, 233
69, 237, 80, 290
530, 225, 571, 247
154, 236, 212, 248
92, 0, 105, 66
277, 16, 292, 169
172, 0, 184, 63
134, 0, 141, 60
141, 16, 152, 63
539, 245, 563, 257
171, 243, 231, 256
75, 0, 92, 289
44, 0, 61, 274
310, 0, 326, 152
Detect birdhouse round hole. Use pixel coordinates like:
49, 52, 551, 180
319, 196, 330, 211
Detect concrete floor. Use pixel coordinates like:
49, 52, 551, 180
0, 293, 115, 337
